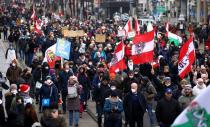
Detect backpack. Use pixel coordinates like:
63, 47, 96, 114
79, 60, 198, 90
67, 85, 78, 98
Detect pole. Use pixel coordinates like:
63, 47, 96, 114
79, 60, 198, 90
196, 0, 200, 23
130, 0, 133, 16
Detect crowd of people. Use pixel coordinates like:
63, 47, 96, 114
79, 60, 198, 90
0, 2, 210, 127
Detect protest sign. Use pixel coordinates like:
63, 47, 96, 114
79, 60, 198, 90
77, 30, 85, 37
95, 34, 106, 43
55, 38, 71, 60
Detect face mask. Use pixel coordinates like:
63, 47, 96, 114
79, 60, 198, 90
129, 75, 134, 79
89, 62, 92, 66
47, 79, 51, 84
131, 88, 137, 93
65, 69, 69, 72
45, 67, 49, 69
165, 82, 171, 86
11, 90, 17, 95
81, 57, 85, 61
111, 86, 116, 91
12, 63, 16, 67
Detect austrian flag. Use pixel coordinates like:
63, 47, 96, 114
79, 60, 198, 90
178, 37, 195, 79
109, 42, 126, 73
130, 30, 155, 64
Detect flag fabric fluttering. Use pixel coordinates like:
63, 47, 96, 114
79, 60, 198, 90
178, 37, 195, 79
166, 31, 183, 46
109, 41, 126, 73
30, 7, 37, 20
166, 22, 169, 32
135, 18, 140, 34
124, 18, 132, 34
34, 20, 42, 34
172, 85, 210, 127
43, 44, 61, 68
130, 30, 155, 65
151, 55, 163, 69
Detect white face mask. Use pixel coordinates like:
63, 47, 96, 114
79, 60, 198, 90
12, 63, 16, 67
65, 69, 69, 72
11, 90, 17, 94
47, 79, 51, 84
131, 88, 137, 93
89, 62, 92, 66
45, 67, 49, 69
129, 75, 134, 78
111, 86, 116, 91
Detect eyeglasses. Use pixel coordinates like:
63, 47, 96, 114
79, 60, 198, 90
166, 92, 172, 94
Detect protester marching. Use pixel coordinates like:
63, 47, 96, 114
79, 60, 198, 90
0, 1, 210, 127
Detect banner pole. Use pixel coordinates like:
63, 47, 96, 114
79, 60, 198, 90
61, 57, 64, 69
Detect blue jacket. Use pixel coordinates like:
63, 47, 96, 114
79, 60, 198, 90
103, 98, 123, 113
39, 83, 58, 105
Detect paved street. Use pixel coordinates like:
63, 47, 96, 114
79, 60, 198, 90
0, 37, 97, 127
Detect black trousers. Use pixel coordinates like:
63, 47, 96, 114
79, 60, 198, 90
129, 117, 143, 127
62, 92, 67, 113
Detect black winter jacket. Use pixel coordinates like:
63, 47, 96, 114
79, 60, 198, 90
155, 97, 181, 125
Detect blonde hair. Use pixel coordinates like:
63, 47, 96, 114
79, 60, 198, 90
180, 79, 188, 86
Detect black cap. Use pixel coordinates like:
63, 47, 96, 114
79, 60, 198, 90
111, 91, 118, 97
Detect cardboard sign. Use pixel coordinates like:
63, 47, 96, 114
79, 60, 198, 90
62, 30, 84, 37
77, 30, 85, 37
62, 30, 77, 37
62, 30, 70, 37
117, 30, 126, 37
62, 27, 69, 30
95, 34, 106, 43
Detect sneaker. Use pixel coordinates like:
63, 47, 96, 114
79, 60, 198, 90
75, 124, 79, 127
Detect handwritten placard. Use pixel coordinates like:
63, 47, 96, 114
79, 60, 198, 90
95, 34, 106, 43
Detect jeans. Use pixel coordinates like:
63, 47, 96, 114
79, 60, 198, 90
19, 49, 25, 60
147, 104, 156, 125
69, 110, 79, 126
96, 102, 103, 127
3, 33, 7, 40
28, 53, 34, 66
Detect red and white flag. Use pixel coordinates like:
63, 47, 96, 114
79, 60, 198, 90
43, 44, 61, 69
135, 18, 140, 34
34, 20, 42, 34
109, 41, 126, 73
31, 7, 37, 20
151, 55, 163, 69
130, 30, 155, 65
166, 22, 169, 32
124, 18, 132, 34
178, 37, 195, 79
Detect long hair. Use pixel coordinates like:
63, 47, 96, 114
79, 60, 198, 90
24, 103, 38, 123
